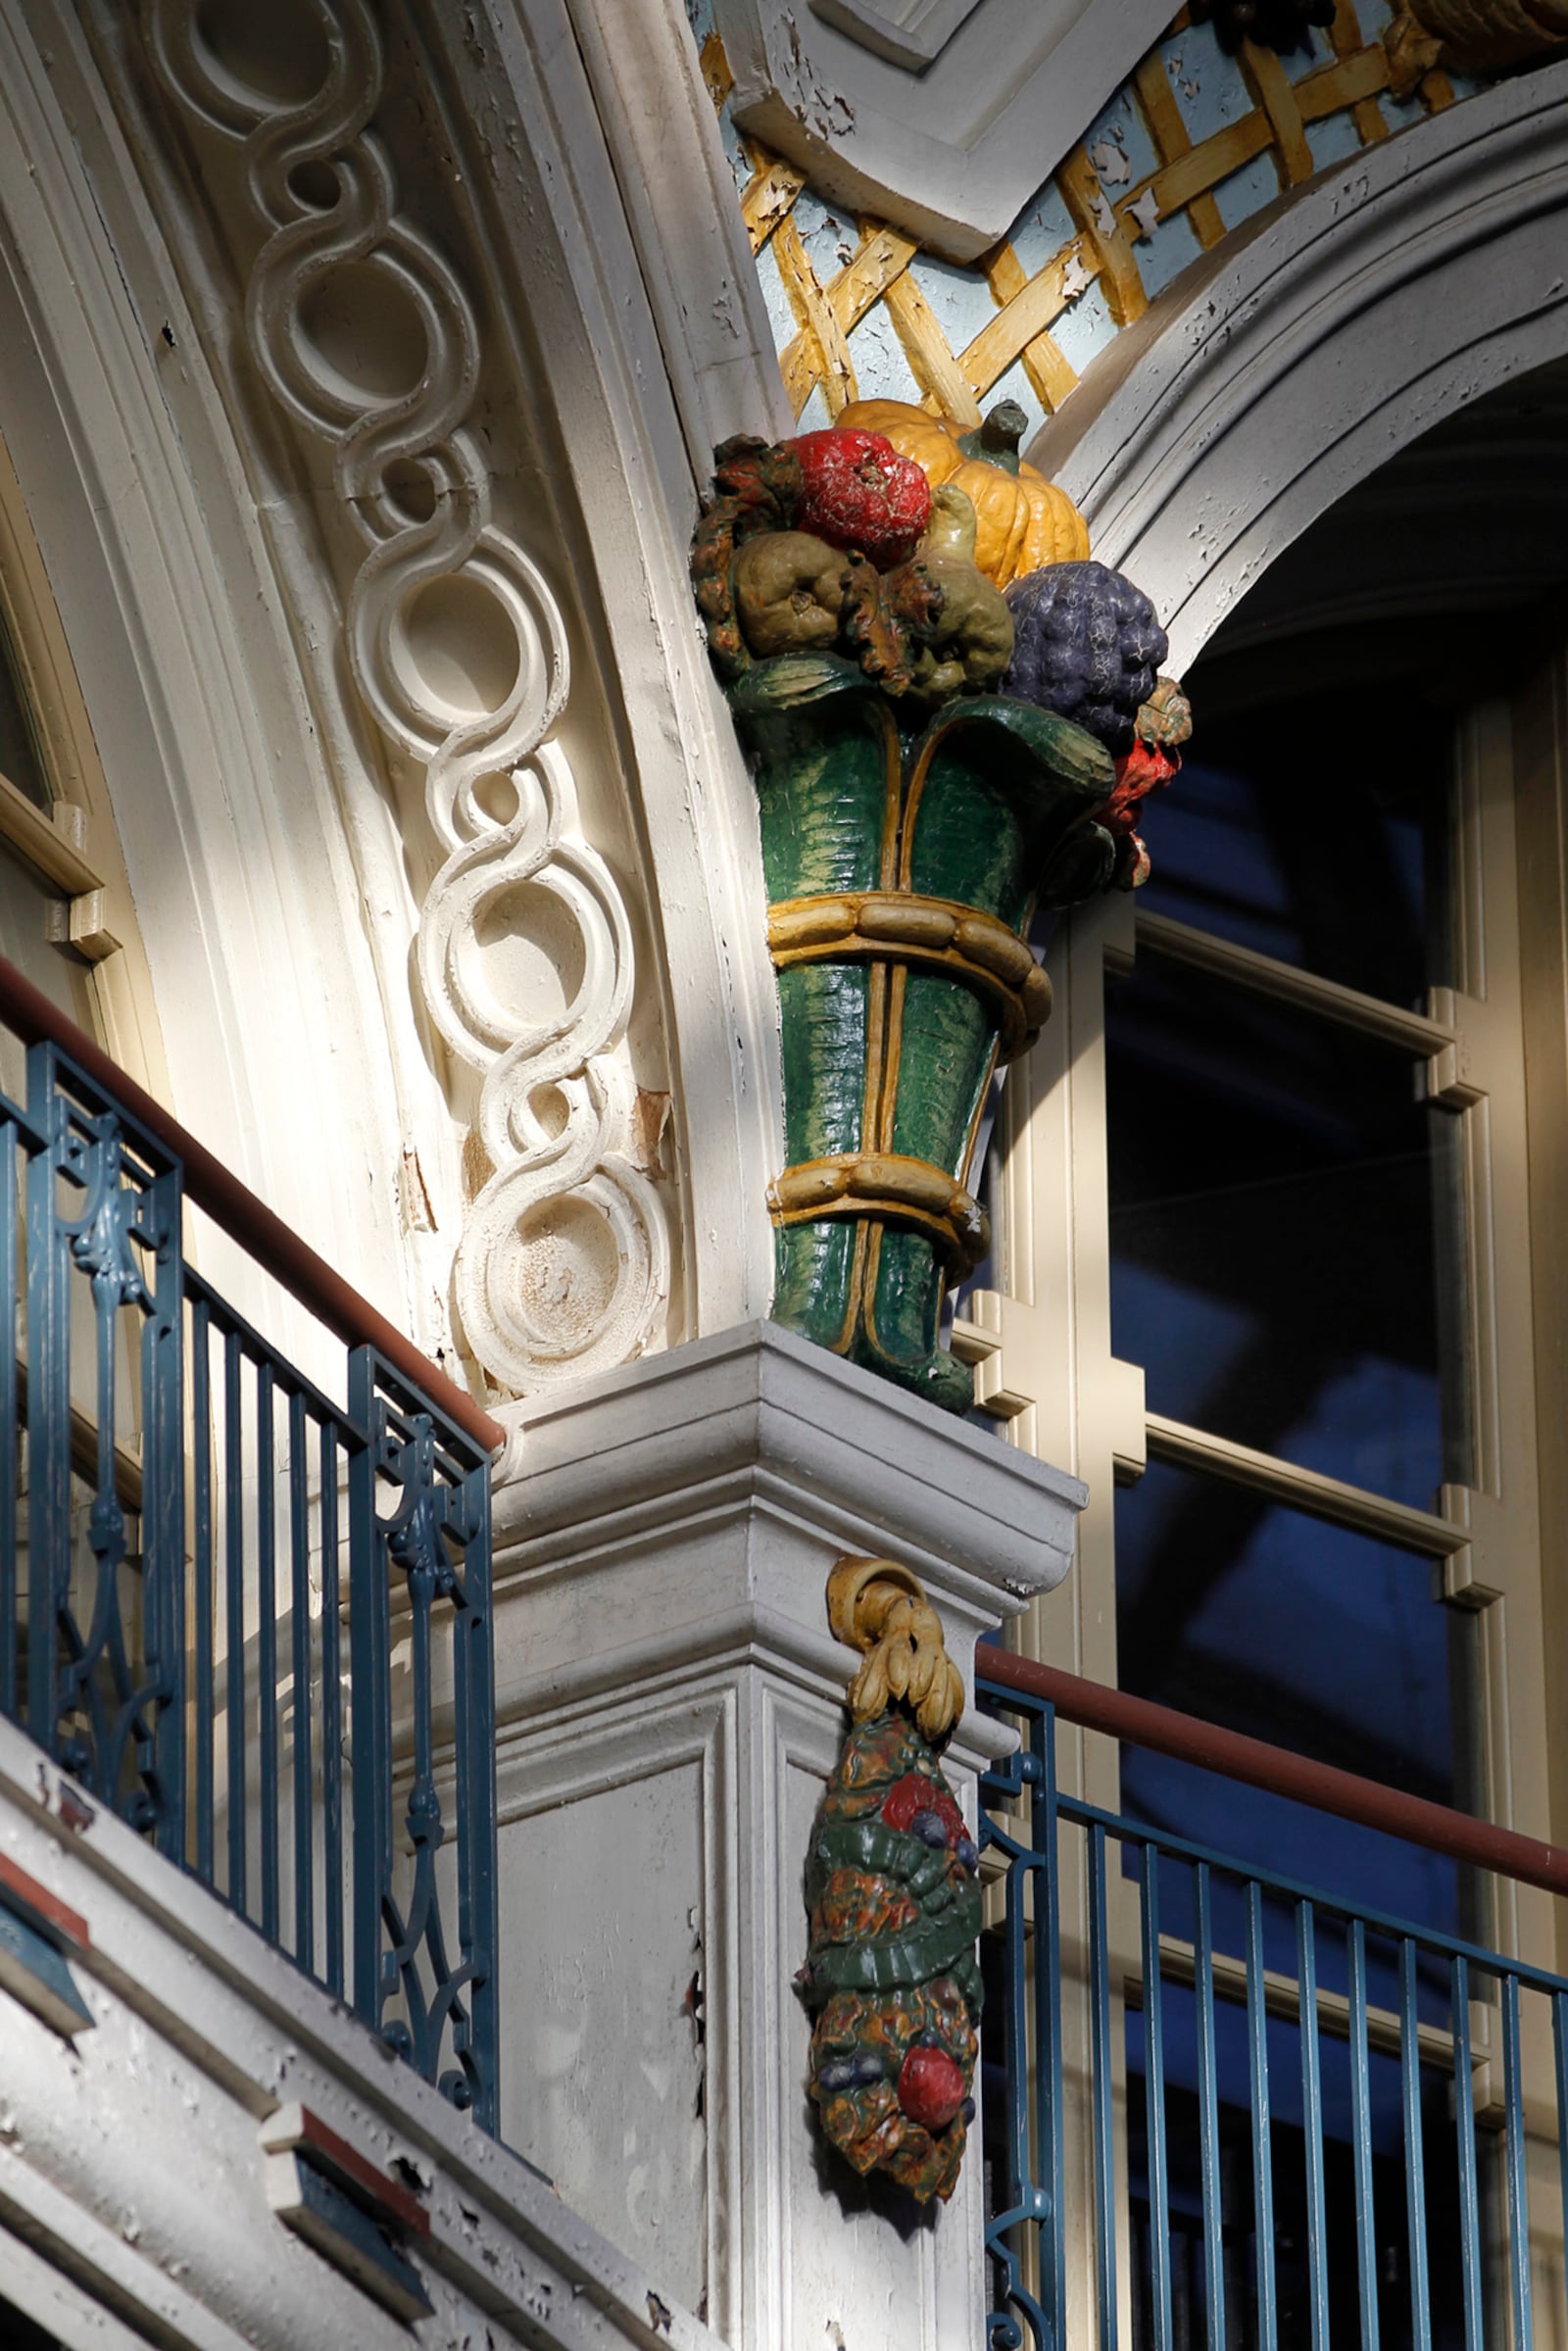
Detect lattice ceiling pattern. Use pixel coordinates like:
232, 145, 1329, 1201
694, 1, 1470, 439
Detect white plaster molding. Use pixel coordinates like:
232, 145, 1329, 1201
1036, 55, 1568, 673
0, 1719, 722, 2351
558, 0, 792, 465
808, 0, 983, 72
141, 0, 672, 1394
712, 0, 1176, 262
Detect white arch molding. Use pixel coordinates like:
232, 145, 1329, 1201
1036, 55, 1568, 675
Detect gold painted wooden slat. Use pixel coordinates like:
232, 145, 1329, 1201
1146, 111, 1273, 224
1133, 52, 1226, 249
740, 146, 807, 255
776, 221, 919, 416
981, 244, 1079, 413
831, 222, 919, 331
960, 245, 1091, 406
1297, 45, 1391, 126
773, 215, 857, 415
1325, 0, 1390, 141
697, 30, 733, 111
882, 269, 983, 425
1058, 145, 1148, 326
1240, 40, 1315, 184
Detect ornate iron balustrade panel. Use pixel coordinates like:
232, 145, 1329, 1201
0, 1039, 498, 2132
979, 1675, 1568, 2351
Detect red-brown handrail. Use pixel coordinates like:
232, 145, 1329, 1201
977, 1642, 1568, 1902
0, 955, 506, 1455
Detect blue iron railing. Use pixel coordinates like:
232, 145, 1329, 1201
0, 960, 501, 2131
978, 1654, 1568, 2351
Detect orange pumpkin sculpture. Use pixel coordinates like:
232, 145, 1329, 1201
834, 397, 1090, 589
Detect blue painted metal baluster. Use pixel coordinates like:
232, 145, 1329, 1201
1451, 1958, 1482, 2351
981, 1697, 1050, 2351
140, 1150, 184, 1857
1554, 1994, 1568, 2351
318, 1417, 343, 2000
1141, 1844, 1173, 2351
1031, 1692, 1065, 2341
1502, 1971, 1533, 2351
1297, 1900, 1331, 2351
256, 1363, 278, 1943
447, 1438, 497, 2133
1193, 1863, 1226, 2351
288, 1388, 312, 1969
1088, 1820, 1118, 2351
347, 1349, 389, 2038
0, 1031, 499, 2131
223, 1327, 246, 1909
1398, 1937, 1431, 2349
1246, 1881, 1277, 2351
24, 1049, 73, 1759
191, 1296, 214, 1883
0, 1109, 19, 1721
1347, 1918, 1380, 2351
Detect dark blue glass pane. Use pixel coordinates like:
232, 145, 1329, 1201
1115, 1458, 1465, 1942
1137, 688, 1447, 1006
0, 624, 46, 809
1106, 955, 1449, 1507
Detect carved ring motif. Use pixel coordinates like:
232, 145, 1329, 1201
143, 0, 668, 1395
767, 891, 1052, 1062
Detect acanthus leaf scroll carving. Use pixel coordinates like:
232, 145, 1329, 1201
143, 0, 669, 1394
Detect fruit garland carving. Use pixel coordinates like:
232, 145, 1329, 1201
799, 1558, 981, 2204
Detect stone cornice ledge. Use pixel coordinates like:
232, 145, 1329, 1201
493, 1320, 1085, 1615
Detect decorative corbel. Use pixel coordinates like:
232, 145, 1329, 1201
798, 1555, 981, 2204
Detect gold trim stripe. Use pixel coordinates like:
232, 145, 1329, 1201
767, 890, 1052, 1062
769, 1151, 989, 1276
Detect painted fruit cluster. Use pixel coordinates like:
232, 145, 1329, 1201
1002, 560, 1169, 757
799, 1710, 982, 2203
836, 397, 1090, 588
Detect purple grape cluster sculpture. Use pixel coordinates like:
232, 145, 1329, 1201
1001, 560, 1169, 758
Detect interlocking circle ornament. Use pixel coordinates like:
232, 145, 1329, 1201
146, 0, 669, 1391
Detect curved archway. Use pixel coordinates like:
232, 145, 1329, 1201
1036, 53, 1568, 673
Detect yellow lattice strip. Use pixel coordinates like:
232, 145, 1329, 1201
1057, 146, 1150, 326
1298, 45, 1391, 122
1134, 52, 1226, 248
1327, 1, 1389, 141
963, 246, 1093, 410
1240, 42, 1315, 183
777, 221, 919, 415
981, 245, 1079, 414
772, 214, 858, 414
698, 30, 733, 111
741, 146, 807, 253
881, 270, 983, 425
